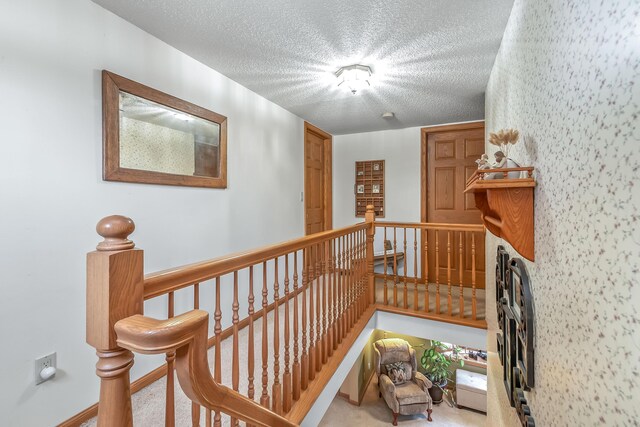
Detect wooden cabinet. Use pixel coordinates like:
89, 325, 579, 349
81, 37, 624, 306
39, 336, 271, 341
355, 160, 384, 217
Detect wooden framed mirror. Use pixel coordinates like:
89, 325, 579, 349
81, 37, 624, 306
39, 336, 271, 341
102, 70, 227, 188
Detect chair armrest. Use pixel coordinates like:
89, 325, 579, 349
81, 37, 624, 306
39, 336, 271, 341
379, 374, 397, 395
414, 372, 433, 391
378, 374, 399, 413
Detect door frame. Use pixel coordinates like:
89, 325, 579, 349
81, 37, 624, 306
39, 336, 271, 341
304, 121, 333, 235
420, 120, 485, 279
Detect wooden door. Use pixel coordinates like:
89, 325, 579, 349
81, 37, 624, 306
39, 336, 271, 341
422, 123, 486, 288
304, 122, 332, 235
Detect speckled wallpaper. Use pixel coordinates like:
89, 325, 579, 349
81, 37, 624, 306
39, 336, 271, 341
120, 116, 195, 175
484, 0, 639, 426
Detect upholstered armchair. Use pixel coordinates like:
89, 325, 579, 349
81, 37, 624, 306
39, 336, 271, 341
373, 338, 433, 425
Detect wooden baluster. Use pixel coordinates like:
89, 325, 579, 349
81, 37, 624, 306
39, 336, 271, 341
345, 234, 350, 331
338, 235, 344, 343
301, 249, 309, 390
272, 258, 282, 415
435, 231, 440, 314
356, 230, 367, 321
192, 284, 201, 427
472, 233, 477, 320
308, 246, 316, 382
424, 228, 429, 313
321, 241, 328, 365
393, 227, 398, 307
315, 244, 322, 372
459, 232, 464, 318
403, 227, 408, 309
283, 255, 292, 413
360, 229, 365, 315
293, 251, 301, 400
213, 277, 222, 427
230, 273, 240, 426
383, 227, 388, 305
166, 292, 176, 427
413, 228, 418, 311
447, 231, 452, 317
353, 231, 358, 312
349, 232, 355, 329
331, 239, 340, 350
357, 230, 362, 317
260, 263, 270, 408
248, 267, 255, 401
327, 239, 334, 358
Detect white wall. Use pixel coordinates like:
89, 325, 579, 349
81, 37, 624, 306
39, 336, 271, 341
484, 0, 640, 425
332, 127, 423, 229
0, 1, 305, 425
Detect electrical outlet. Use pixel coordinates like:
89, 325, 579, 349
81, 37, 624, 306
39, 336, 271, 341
35, 352, 56, 385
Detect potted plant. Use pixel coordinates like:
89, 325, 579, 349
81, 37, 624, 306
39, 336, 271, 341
420, 341, 464, 404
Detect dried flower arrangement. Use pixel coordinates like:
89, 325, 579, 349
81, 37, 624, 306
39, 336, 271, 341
489, 129, 519, 157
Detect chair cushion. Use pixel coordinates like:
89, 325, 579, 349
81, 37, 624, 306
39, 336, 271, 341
385, 361, 412, 385
375, 339, 411, 367
395, 381, 429, 406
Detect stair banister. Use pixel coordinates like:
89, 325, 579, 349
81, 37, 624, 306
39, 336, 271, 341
86, 215, 143, 427
114, 310, 296, 427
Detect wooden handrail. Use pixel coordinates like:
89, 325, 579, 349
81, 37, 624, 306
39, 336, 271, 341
144, 222, 369, 300
375, 221, 485, 232
114, 310, 297, 427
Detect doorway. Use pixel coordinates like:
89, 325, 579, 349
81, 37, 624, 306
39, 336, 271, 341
304, 122, 332, 235
421, 121, 486, 288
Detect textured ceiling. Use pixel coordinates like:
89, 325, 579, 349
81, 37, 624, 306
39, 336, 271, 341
93, 0, 514, 135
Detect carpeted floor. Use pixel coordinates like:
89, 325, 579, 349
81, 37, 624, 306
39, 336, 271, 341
374, 278, 486, 320
319, 375, 486, 427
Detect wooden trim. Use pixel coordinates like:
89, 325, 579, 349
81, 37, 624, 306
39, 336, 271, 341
336, 391, 359, 406
375, 221, 485, 232
304, 121, 333, 234
420, 120, 485, 134
102, 70, 228, 189
335, 359, 375, 407
358, 369, 376, 405
420, 121, 485, 278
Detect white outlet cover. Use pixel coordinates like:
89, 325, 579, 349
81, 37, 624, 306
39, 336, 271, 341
35, 352, 56, 385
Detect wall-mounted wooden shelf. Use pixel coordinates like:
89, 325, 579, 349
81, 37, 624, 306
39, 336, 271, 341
465, 167, 535, 261
355, 160, 385, 217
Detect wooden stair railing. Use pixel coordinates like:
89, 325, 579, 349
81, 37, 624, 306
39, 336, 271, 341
114, 310, 295, 427
85, 206, 484, 427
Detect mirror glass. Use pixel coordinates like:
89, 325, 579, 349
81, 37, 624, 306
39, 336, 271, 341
119, 91, 221, 178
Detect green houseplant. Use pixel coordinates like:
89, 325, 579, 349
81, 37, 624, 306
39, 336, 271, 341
420, 341, 464, 404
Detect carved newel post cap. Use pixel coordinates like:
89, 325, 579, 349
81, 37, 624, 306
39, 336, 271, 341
366, 205, 374, 212
96, 215, 135, 251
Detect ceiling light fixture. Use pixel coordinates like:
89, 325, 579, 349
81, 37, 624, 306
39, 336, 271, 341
336, 64, 372, 94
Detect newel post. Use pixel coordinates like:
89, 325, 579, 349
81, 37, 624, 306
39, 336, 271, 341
86, 215, 144, 427
365, 205, 376, 306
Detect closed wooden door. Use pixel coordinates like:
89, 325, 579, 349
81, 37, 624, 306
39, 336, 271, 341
424, 125, 486, 288
304, 123, 332, 235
